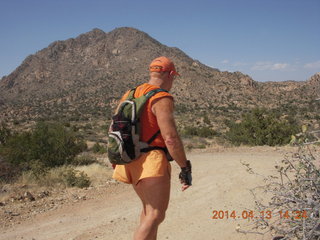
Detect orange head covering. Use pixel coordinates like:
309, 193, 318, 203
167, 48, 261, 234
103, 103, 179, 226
149, 56, 180, 76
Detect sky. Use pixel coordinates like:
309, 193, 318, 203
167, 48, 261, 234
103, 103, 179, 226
0, 0, 319, 82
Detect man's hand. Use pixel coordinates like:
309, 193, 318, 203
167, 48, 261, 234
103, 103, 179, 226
179, 160, 192, 191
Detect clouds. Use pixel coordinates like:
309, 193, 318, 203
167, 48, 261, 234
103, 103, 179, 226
217, 58, 320, 82
251, 62, 289, 71
220, 60, 249, 67
304, 60, 320, 69
220, 60, 290, 71
250, 60, 320, 72
217, 58, 320, 81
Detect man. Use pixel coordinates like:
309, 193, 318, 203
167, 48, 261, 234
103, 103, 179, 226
112, 56, 192, 240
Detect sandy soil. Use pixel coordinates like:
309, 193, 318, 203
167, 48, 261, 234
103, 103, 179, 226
0, 146, 295, 240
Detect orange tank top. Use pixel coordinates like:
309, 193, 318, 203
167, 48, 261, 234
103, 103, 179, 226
120, 83, 173, 148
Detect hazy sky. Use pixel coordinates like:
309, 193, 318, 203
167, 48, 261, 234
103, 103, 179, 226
0, 0, 319, 82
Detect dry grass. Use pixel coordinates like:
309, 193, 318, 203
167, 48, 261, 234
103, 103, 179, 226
0, 163, 113, 203
75, 163, 113, 187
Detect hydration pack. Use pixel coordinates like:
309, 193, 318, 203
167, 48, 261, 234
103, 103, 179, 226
107, 87, 168, 165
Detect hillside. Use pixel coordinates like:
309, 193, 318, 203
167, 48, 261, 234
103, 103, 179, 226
0, 27, 319, 134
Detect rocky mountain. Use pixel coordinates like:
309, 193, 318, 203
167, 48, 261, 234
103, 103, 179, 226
0, 27, 319, 131
307, 72, 320, 96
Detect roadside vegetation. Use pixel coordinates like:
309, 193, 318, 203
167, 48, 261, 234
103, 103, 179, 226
240, 126, 320, 239
0, 107, 302, 189
0, 121, 108, 189
226, 108, 300, 146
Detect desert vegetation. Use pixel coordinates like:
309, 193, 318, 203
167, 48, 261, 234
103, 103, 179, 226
226, 108, 300, 146
0, 107, 303, 187
0, 121, 94, 188
240, 127, 320, 239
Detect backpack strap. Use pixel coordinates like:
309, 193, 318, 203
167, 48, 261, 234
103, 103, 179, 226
126, 87, 137, 100
141, 146, 167, 153
140, 145, 172, 161
147, 129, 160, 144
126, 87, 167, 100
144, 88, 168, 98
143, 88, 168, 144
129, 86, 169, 148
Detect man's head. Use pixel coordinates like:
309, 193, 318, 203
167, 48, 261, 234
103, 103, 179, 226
149, 56, 179, 77
148, 56, 179, 91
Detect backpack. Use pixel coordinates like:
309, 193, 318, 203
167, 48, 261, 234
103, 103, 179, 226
107, 87, 168, 165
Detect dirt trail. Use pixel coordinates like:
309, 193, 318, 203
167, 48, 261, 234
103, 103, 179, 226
0, 147, 291, 240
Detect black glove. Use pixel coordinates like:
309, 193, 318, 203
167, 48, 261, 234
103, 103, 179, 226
179, 160, 192, 186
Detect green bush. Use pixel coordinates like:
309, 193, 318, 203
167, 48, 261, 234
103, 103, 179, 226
0, 123, 11, 145
59, 167, 91, 188
92, 143, 107, 154
72, 154, 97, 166
182, 126, 217, 138
28, 159, 49, 180
226, 108, 300, 146
0, 121, 87, 170
0, 131, 33, 167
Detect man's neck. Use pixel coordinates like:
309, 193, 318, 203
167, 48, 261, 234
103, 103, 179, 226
148, 78, 164, 88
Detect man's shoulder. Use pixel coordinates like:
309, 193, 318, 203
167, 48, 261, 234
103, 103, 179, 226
152, 96, 174, 115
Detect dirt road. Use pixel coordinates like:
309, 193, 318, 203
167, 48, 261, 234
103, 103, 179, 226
1, 147, 291, 240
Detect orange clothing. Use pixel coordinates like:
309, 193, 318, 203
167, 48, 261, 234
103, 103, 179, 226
113, 83, 173, 185
120, 83, 173, 148
112, 150, 171, 185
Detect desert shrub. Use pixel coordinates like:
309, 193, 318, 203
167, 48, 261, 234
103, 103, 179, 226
92, 142, 107, 154
203, 114, 211, 125
28, 159, 49, 180
226, 108, 300, 146
72, 154, 97, 166
21, 166, 91, 188
241, 142, 320, 238
175, 103, 189, 113
0, 121, 87, 172
197, 144, 206, 149
183, 137, 209, 150
0, 123, 11, 145
30, 121, 87, 167
0, 131, 33, 167
59, 167, 91, 188
182, 126, 218, 138
0, 158, 19, 183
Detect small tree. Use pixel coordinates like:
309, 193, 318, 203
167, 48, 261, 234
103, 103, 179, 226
226, 108, 300, 146
0, 121, 87, 170
30, 121, 87, 167
0, 131, 33, 167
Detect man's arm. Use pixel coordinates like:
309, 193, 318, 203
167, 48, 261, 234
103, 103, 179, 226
152, 97, 187, 168
152, 97, 192, 191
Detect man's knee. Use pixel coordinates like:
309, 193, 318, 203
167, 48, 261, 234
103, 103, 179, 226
147, 210, 166, 225
156, 211, 166, 224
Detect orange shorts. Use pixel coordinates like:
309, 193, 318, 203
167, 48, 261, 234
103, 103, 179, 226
112, 150, 171, 185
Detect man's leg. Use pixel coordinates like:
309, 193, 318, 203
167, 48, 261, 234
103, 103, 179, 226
133, 174, 171, 240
